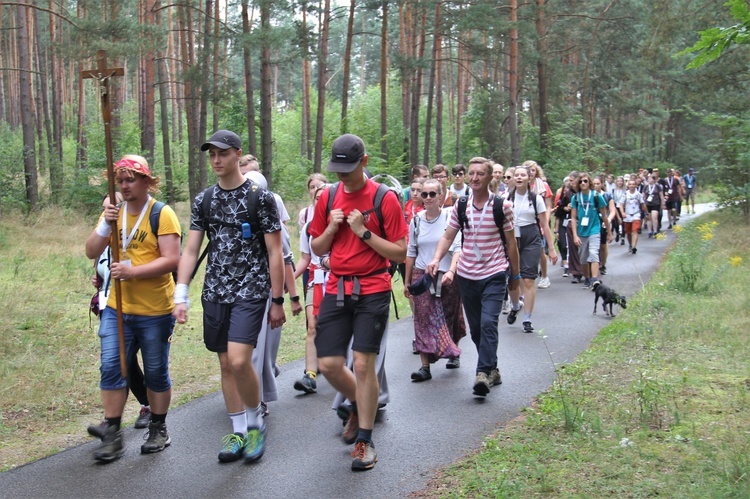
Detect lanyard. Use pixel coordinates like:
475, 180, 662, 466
579, 191, 593, 215
121, 195, 151, 255
468, 193, 493, 234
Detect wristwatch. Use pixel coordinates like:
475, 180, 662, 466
271, 296, 284, 305
360, 230, 372, 241
290, 295, 300, 303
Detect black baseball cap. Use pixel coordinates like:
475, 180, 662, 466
327, 134, 365, 173
201, 130, 241, 151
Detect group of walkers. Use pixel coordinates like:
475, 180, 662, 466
85, 128, 697, 473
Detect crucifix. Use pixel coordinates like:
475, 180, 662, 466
82, 50, 128, 378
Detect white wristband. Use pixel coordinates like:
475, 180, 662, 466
174, 283, 189, 304
96, 218, 112, 237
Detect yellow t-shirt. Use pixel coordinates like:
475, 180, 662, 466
105, 198, 181, 316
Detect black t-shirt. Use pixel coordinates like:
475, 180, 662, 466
191, 180, 281, 303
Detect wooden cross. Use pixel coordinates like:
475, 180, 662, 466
82, 50, 128, 378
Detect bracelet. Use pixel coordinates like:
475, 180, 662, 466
95, 218, 112, 237
446, 270, 455, 276
510, 274, 522, 281
290, 295, 300, 303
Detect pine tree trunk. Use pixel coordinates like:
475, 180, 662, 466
155, 3, 174, 205
536, 0, 550, 156
260, 0, 274, 183
380, 0, 389, 161
508, 0, 520, 165
313, 0, 331, 173
16, 2, 38, 209
341, 0, 355, 133
435, 26, 443, 165
409, 5, 426, 166
141, 1, 157, 167
75, 0, 88, 167
423, 1, 441, 167
241, 0, 258, 155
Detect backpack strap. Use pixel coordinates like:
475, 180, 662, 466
191, 182, 264, 280
149, 200, 164, 236
371, 182, 390, 239
326, 181, 392, 240
491, 196, 508, 248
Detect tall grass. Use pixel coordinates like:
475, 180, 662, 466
429, 209, 750, 497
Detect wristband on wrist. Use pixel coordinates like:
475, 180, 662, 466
290, 295, 300, 303
174, 283, 189, 304
510, 274, 522, 281
271, 296, 284, 305
96, 218, 112, 237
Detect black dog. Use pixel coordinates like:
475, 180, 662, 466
593, 283, 627, 317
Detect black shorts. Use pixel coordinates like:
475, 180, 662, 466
201, 297, 267, 353
315, 291, 390, 357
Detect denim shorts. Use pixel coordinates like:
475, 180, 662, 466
98, 307, 174, 392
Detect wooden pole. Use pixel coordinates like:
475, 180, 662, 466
81, 50, 127, 378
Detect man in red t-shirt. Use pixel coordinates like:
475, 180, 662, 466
309, 134, 407, 471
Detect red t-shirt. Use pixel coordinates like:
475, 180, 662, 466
309, 180, 408, 296
403, 199, 424, 234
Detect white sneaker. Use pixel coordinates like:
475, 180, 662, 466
501, 299, 511, 314
537, 277, 550, 289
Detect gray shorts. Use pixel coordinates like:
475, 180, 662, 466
517, 225, 542, 280
578, 232, 601, 264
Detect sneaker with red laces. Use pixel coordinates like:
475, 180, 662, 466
342, 411, 359, 444
351, 441, 377, 471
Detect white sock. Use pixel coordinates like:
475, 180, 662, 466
511, 299, 522, 311
229, 411, 247, 435
523, 312, 532, 322
246, 405, 262, 429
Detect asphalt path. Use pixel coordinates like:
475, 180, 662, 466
0, 205, 712, 498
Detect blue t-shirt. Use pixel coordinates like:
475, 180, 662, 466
571, 191, 606, 237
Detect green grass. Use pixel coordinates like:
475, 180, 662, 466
425, 209, 750, 497
0, 200, 410, 471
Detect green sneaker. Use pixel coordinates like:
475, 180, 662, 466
218, 432, 245, 463
243, 425, 267, 463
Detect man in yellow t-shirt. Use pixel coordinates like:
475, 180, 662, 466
84, 154, 181, 463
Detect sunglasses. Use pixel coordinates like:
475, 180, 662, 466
580, 179, 590, 184
504, 175, 512, 179
420, 191, 438, 199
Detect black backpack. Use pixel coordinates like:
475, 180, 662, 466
190, 182, 263, 280
455, 195, 508, 247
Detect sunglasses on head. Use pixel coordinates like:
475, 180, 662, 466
420, 191, 438, 199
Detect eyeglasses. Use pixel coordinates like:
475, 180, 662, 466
433, 175, 447, 180
420, 191, 438, 199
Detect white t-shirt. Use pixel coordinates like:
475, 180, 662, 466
450, 184, 470, 198
509, 190, 546, 235
406, 209, 460, 271
622, 190, 644, 222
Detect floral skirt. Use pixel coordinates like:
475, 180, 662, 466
411, 268, 462, 362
